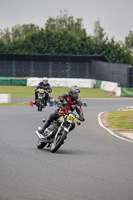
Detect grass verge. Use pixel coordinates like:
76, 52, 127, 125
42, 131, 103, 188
0, 86, 117, 98
107, 111, 133, 130
0, 102, 30, 106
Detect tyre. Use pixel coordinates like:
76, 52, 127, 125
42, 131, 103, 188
37, 99, 42, 111
50, 131, 67, 153
37, 139, 47, 149
38, 106, 42, 111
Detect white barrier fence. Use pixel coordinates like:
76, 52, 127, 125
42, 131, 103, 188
27, 77, 120, 96
115, 87, 121, 96
27, 78, 96, 88
0, 94, 11, 103
100, 81, 118, 92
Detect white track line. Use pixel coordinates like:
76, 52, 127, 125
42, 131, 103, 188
97, 112, 133, 143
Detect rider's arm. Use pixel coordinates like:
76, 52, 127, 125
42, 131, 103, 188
76, 105, 85, 122
46, 83, 52, 93
54, 94, 66, 105
47, 87, 52, 93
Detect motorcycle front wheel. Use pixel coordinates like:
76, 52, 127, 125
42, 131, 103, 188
37, 139, 47, 149
37, 99, 42, 111
50, 130, 67, 153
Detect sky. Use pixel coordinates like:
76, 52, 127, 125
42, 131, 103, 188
0, 0, 133, 42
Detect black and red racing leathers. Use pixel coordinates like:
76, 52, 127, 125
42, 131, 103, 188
39, 93, 85, 133
55, 94, 85, 121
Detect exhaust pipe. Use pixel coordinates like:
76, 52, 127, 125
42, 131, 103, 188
35, 131, 45, 139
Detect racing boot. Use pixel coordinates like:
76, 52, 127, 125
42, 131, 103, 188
33, 98, 37, 105
38, 122, 50, 135
44, 100, 47, 106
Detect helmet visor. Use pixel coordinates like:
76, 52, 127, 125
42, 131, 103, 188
43, 80, 48, 84
72, 92, 80, 99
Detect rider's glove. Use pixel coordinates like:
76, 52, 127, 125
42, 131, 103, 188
55, 101, 62, 107
58, 102, 62, 107
78, 116, 85, 122
48, 88, 52, 93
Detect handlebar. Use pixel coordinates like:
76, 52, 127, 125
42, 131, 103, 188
54, 101, 84, 122
36, 89, 49, 93
54, 101, 66, 109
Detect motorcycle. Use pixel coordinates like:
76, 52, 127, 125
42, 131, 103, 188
36, 88, 50, 111
35, 105, 82, 153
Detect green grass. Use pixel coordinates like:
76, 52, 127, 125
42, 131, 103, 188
0, 86, 35, 98
108, 111, 133, 129
80, 88, 115, 98
0, 102, 30, 106
50, 87, 115, 98
0, 86, 116, 99
0, 86, 116, 106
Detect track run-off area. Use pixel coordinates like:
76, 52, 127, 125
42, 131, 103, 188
0, 98, 133, 200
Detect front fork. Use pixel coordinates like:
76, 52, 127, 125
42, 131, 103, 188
54, 123, 71, 140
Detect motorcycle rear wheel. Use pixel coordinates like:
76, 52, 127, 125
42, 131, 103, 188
50, 131, 67, 153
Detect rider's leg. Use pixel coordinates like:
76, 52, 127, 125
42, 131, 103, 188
38, 111, 59, 134
69, 123, 75, 132
33, 91, 38, 104
44, 93, 48, 106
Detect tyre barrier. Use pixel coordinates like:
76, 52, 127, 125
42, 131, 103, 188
0, 94, 11, 103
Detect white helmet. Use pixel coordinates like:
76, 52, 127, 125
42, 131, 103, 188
42, 77, 48, 84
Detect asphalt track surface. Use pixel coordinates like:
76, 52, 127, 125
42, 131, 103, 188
0, 98, 133, 200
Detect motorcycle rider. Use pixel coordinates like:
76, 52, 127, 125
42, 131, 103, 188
34, 77, 52, 106
38, 85, 85, 135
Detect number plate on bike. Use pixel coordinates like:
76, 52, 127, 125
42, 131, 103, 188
67, 114, 76, 123
39, 89, 44, 93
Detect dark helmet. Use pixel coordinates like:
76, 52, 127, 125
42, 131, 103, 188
68, 85, 80, 100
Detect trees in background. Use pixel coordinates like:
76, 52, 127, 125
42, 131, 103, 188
0, 11, 133, 65
125, 31, 133, 51
45, 10, 86, 38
